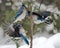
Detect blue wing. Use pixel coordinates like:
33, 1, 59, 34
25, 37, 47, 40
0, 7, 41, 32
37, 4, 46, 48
27, 11, 51, 21
15, 5, 25, 19
27, 11, 47, 21
19, 33, 29, 45
40, 11, 51, 17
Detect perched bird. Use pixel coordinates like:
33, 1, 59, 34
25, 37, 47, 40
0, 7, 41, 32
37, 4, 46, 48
14, 4, 26, 23
13, 23, 29, 45
15, 4, 26, 19
27, 11, 53, 24
27, 11, 51, 20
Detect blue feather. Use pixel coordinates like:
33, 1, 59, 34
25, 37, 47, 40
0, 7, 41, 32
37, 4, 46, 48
13, 23, 29, 45
15, 5, 25, 19
37, 17, 45, 21
27, 11, 49, 21
40, 11, 51, 17
38, 11, 51, 21
19, 33, 29, 45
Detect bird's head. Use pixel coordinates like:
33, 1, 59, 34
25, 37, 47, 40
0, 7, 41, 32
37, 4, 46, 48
13, 21, 22, 30
45, 18, 53, 24
22, 4, 27, 9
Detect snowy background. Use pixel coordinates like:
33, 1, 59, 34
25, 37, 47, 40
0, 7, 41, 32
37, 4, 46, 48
0, 0, 60, 48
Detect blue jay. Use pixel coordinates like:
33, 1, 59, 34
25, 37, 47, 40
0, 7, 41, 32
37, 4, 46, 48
15, 5, 25, 19
13, 23, 29, 45
27, 11, 51, 20
27, 11, 53, 24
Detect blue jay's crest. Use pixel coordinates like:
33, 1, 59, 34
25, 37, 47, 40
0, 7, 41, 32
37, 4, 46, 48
15, 5, 25, 19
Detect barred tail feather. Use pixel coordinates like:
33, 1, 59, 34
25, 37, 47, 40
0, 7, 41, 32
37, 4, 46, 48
19, 34, 29, 45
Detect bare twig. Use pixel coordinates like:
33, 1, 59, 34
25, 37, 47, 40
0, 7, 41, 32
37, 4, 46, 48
29, 1, 34, 48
